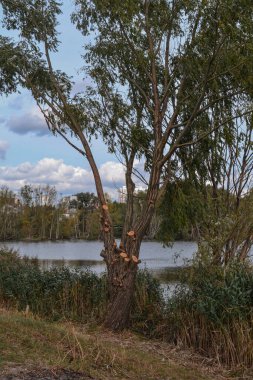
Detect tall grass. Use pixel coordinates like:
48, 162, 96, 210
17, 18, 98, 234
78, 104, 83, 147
0, 247, 163, 328
164, 260, 253, 367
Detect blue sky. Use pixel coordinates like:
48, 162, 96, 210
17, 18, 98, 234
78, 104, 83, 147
0, 1, 127, 197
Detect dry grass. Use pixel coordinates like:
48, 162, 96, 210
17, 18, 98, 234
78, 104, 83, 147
0, 308, 233, 380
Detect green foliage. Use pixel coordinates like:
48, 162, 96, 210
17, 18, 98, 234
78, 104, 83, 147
0, 248, 164, 326
158, 180, 205, 242
74, 192, 99, 209
165, 260, 253, 366
0, 186, 21, 240
175, 261, 253, 323
3, 247, 253, 366
0, 247, 107, 320
1, 0, 62, 50
108, 202, 126, 238
131, 269, 164, 336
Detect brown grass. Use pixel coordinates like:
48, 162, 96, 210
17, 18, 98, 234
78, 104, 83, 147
0, 308, 233, 380
165, 309, 253, 373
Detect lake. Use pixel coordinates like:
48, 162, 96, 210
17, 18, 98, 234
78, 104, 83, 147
2, 240, 197, 277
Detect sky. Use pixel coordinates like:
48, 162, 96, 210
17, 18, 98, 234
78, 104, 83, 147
0, 1, 129, 199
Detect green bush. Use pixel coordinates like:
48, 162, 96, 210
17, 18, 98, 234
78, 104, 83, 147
165, 260, 253, 367
131, 269, 164, 336
0, 247, 108, 321
3, 246, 253, 367
0, 247, 163, 327
194, 262, 253, 322
169, 260, 253, 323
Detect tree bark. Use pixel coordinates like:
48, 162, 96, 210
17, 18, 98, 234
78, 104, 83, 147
103, 238, 140, 331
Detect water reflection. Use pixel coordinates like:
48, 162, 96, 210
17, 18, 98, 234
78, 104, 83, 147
39, 258, 106, 274
3, 240, 197, 271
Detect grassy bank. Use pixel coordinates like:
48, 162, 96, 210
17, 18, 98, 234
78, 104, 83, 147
0, 308, 227, 380
1, 248, 253, 373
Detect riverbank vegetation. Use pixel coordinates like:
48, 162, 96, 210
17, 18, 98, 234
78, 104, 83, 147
2, 181, 252, 247
1, 247, 253, 372
0, 248, 163, 334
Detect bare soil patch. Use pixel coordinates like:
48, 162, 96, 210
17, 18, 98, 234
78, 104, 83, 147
0, 367, 95, 380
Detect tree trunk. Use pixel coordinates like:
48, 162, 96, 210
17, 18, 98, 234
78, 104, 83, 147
104, 264, 137, 331
103, 240, 140, 331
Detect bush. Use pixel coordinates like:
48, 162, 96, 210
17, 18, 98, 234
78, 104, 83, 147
0, 247, 164, 327
164, 260, 253, 367
131, 269, 164, 336
3, 246, 253, 367
0, 247, 108, 321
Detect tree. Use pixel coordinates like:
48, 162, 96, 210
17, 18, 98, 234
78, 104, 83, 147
0, 0, 253, 330
19, 184, 57, 239
193, 118, 253, 264
75, 192, 99, 210
0, 186, 20, 240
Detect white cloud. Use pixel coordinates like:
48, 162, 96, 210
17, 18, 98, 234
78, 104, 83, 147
0, 141, 9, 160
100, 161, 126, 187
0, 158, 127, 197
0, 156, 150, 199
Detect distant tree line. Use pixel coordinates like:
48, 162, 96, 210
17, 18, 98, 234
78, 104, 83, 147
1, 182, 251, 245
0, 186, 102, 241
0, 183, 200, 241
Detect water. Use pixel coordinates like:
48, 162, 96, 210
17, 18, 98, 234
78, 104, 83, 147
2, 240, 197, 276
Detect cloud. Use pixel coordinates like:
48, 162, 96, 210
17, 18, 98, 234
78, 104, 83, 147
5, 108, 50, 136
0, 141, 9, 160
0, 156, 150, 198
0, 158, 127, 197
100, 161, 126, 187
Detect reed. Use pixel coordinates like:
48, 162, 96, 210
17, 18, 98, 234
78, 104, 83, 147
164, 260, 253, 367
0, 248, 163, 326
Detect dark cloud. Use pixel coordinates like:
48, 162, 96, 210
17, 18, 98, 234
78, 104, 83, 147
6, 112, 50, 136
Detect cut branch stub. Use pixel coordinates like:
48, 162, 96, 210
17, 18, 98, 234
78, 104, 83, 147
132, 255, 139, 264
127, 230, 135, 237
119, 241, 124, 249
124, 257, 131, 263
102, 204, 108, 210
113, 241, 117, 247
120, 252, 128, 259
104, 227, 110, 233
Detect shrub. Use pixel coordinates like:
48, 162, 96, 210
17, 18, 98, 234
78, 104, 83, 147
0, 247, 164, 327
164, 260, 253, 367
131, 269, 164, 336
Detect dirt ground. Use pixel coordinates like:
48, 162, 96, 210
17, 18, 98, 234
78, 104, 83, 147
0, 367, 95, 380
